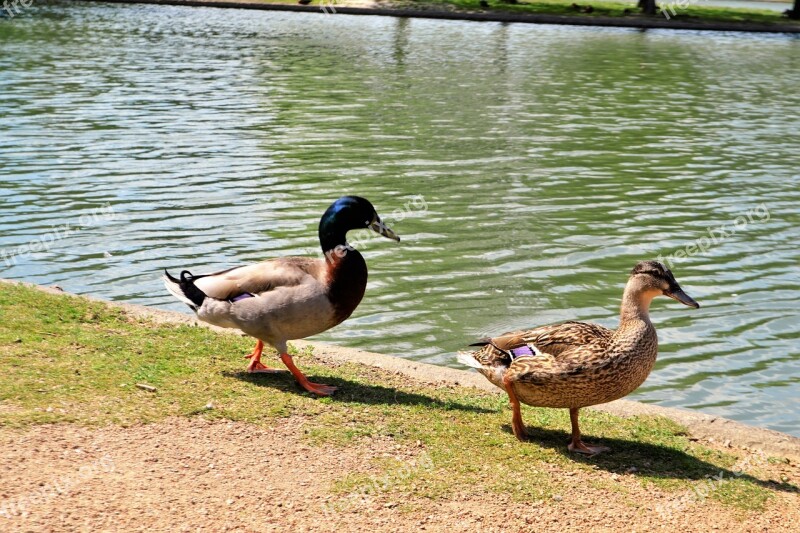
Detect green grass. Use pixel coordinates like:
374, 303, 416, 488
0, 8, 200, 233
279, 0, 800, 26
0, 282, 795, 511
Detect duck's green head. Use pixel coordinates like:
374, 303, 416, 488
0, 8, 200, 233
630, 261, 700, 309
319, 196, 400, 252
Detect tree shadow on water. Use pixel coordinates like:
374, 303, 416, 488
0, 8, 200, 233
502, 424, 799, 495
223, 370, 496, 414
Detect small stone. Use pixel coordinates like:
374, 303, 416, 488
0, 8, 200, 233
205, 402, 214, 410
626, 466, 638, 474
723, 439, 732, 448
552, 495, 563, 501
226, 499, 234, 505
136, 383, 157, 393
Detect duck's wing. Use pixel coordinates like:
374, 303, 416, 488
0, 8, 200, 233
500, 322, 616, 386
192, 257, 326, 300
486, 321, 613, 357
517, 321, 613, 357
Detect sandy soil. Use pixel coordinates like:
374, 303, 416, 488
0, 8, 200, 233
0, 417, 797, 532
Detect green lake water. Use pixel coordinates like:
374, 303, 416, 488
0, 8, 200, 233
1, 3, 799, 435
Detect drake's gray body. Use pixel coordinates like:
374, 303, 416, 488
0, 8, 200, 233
189, 259, 338, 353
163, 196, 399, 396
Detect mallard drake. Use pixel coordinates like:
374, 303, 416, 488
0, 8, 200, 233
164, 196, 400, 396
458, 261, 699, 455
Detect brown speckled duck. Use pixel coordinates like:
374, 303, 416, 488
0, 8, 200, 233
164, 196, 399, 397
458, 261, 699, 455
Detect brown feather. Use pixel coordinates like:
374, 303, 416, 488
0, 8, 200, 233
460, 263, 700, 409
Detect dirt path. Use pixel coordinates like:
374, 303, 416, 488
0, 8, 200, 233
1, 417, 797, 532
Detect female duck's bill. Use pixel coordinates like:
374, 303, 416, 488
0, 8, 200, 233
663, 276, 699, 309
636, 261, 700, 309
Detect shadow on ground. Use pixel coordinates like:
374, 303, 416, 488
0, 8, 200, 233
225, 366, 797, 495
502, 424, 800, 494
224, 370, 497, 414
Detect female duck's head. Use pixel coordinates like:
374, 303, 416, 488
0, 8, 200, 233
318, 196, 400, 252
627, 260, 699, 309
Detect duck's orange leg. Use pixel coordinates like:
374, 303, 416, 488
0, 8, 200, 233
567, 407, 610, 456
503, 374, 527, 441
279, 353, 337, 396
244, 340, 284, 374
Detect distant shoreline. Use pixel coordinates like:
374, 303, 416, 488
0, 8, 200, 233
79, 0, 800, 34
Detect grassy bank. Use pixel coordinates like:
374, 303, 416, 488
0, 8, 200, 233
0, 281, 798, 525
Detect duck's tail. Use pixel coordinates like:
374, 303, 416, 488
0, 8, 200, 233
163, 269, 207, 311
456, 351, 485, 369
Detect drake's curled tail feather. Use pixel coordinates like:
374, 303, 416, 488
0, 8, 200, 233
163, 269, 206, 311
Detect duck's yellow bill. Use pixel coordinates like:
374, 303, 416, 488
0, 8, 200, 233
369, 217, 400, 242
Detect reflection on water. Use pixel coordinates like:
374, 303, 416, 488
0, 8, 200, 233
1, 3, 799, 435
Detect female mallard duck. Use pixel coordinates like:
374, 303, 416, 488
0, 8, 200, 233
458, 261, 699, 455
163, 196, 399, 396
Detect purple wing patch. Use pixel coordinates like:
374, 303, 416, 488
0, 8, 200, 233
510, 345, 539, 360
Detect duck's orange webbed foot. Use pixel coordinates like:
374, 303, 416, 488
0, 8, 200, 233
567, 408, 610, 456
244, 340, 285, 374
279, 353, 337, 396
567, 440, 611, 456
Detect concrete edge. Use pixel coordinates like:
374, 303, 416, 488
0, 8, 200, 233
76, 0, 800, 34
3, 278, 799, 461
